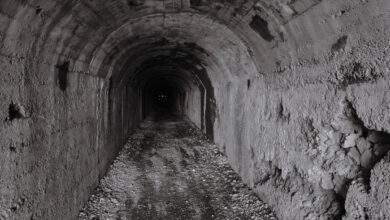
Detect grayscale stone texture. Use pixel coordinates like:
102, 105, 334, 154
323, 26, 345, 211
0, 0, 389, 219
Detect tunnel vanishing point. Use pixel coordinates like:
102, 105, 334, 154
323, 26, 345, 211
0, 0, 389, 219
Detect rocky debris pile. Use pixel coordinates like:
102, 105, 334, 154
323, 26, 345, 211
79, 118, 276, 219
344, 153, 390, 219
304, 99, 390, 193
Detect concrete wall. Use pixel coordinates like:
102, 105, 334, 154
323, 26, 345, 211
185, 86, 203, 129
0, 62, 116, 219
0, 2, 140, 219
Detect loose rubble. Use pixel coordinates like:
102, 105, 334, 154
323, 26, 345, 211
79, 117, 276, 220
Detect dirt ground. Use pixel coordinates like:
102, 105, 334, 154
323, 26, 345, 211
79, 116, 276, 220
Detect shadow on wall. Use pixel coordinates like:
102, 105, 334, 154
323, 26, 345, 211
55, 61, 70, 92
249, 15, 274, 42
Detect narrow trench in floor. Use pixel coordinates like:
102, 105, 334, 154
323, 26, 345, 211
79, 115, 276, 220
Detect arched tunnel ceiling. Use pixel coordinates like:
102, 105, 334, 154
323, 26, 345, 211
4, 0, 385, 74
5, 0, 305, 81
131, 67, 198, 90
6, 0, 374, 87
91, 12, 259, 85
113, 40, 211, 87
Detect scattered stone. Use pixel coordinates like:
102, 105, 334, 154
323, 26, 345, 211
79, 118, 275, 219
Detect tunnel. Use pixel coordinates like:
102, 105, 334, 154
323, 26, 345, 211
143, 76, 185, 118
111, 40, 220, 139
0, 0, 389, 219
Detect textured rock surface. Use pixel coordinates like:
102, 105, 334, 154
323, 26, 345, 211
0, 0, 388, 219
79, 117, 275, 219
344, 153, 390, 219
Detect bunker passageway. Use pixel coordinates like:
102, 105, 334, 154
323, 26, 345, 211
79, 117, 276, 219
1, 0, 389, 219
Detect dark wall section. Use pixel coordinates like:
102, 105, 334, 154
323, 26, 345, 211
142, 77, 186, 118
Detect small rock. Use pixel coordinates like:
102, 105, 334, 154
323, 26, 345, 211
356, 138, 371, 154
343, 134, 359, 148
360, 150, 373, 169
321, 173, 334, 190
348, 147, 361, 164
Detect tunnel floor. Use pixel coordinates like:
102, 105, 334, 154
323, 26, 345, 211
79, 117, 276, 220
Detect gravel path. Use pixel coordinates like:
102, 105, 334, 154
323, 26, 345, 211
79, 117, 276, 220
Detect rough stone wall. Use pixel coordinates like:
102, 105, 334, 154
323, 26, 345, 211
345, 153, 390, 219
208, 0, 390, 219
